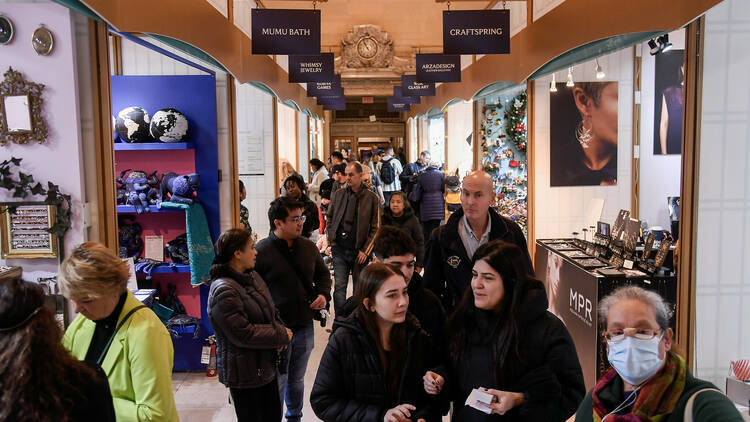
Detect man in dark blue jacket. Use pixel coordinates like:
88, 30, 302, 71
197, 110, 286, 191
423, 170, 533, 313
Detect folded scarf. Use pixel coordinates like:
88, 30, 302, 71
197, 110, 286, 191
592, 351, 686, 422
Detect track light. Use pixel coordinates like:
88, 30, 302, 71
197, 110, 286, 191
550, 73, 558, 92
658, 34, 673, 53
566, 67, 574, 87
648, 38, 660, 56
595, 58, 605, 79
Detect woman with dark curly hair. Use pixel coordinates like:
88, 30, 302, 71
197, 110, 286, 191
0, 271, 115, 422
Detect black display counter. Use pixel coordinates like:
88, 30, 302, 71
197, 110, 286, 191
535, 239, 677, 390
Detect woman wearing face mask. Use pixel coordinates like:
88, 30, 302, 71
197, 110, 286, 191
311, 263, 445, 422
425, 240, 585, 421
575, 286, 743, 422
207, 228, 293, 421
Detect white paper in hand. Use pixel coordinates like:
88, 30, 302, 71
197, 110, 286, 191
465, 388, 494, 414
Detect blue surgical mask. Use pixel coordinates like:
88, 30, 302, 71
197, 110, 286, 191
607, 335, 664, 386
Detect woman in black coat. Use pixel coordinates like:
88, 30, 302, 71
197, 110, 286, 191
282, 174, 320, 238
207, 229, 293, 422
381, 191, 425, 269
424, 240, 585, 421
409, 162, 445, 243
311, 263, 446, 422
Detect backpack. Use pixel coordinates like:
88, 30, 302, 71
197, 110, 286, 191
380, 158, 396, 185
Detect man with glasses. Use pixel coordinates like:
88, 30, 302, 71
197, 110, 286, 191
254, 196, 332, 422
326, 161, 381, 314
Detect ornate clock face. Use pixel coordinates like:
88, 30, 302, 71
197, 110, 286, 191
0, 15, 13, 45
32, 26, 54, 56
356, 37, 378, 59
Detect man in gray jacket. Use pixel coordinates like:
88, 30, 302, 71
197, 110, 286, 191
326, 161, 381, 314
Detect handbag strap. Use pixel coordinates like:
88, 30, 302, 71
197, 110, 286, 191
683, 387, 721, 422
97, 305, 148, 366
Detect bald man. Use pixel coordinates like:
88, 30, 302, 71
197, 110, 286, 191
423, 170, 533, 313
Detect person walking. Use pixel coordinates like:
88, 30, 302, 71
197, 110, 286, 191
424, 240, 585, 421
377, 146, 404, 205
410, 161, 445, 244
401, 150, 431, 200
326, 161, 381, 314
206, 228, 293, 422
382, 191, 425, 271
308, 158, 328, 205
423, 170, 533, 313
254, 197, 332, 422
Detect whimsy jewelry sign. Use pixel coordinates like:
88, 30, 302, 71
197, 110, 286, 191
443, 10, 510, 54
401, 75, 436, 97
288, 53, 335, 83
307, 75, 343, 97
393, 86, 420, 104
251, 9, 321, 54
415, 54, 461, 82
387, 98, 410, 112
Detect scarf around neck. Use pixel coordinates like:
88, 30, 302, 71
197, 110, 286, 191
592, 351, 686, 422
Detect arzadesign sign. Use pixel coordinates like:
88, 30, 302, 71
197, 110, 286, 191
415, 54, 461, 83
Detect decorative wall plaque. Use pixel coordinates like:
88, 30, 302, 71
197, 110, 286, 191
341, 25, 394, 69
1, 204, 58, 258
0, 67, 47, 145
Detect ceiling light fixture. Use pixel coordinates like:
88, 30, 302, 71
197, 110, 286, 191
550, 73, 558, 92
658, 34, 673, 53
566, 67, 574, 87
595, 58, 605, 79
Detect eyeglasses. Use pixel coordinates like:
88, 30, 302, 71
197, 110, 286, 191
604, 327, 662, 343
291, 215, 306, 224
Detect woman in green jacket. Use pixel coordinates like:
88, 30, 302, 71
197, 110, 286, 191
575, 286, 742, 422
60, 242, 179, 422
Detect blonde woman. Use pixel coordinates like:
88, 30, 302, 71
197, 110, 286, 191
60, 242, 178, 422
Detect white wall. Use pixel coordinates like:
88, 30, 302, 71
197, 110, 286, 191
236, 82, 275, 237
694, 0, 750, 390
297, 112, 310, 182
638, 29, 685, 231
446, 100, 474, 177
428, 115, 446, 168
533, 49, 633, 239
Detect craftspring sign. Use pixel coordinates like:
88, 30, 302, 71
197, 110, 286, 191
251, 9, 321, 54
393, 86, 420, 104
443, 10, 510, 54
416, 54, 461, 83
307, 75, 343, 97
402, 75, 436, 97
387, 98, 411, 112
289, 53, 334, 83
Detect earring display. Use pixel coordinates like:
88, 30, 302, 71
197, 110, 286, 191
31, 25, 54, 56
0, 14, 14, 45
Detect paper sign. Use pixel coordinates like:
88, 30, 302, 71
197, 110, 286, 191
201, 346, 211, 364
144, 235, 164, 262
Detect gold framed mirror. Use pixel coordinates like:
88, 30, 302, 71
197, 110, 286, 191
0, 67, 47, 145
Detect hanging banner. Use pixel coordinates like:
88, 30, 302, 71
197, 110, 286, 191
393, 86, 420, 104
402, 75, 436, 97
387, 98, 411, 112
443, 10, 510, 54
321, 97, 346, 110
251, 9, 321, 54
415, 54, 461, 83
317, 96, 345, 106
307, 75, 343, 97
288, 53, 335, 83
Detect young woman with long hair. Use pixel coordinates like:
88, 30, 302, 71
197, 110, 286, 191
424, 240, 585, 421
0, 273, 115, 422
311, 263, 445, 422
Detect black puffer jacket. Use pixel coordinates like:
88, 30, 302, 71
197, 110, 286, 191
444, 279, 585, 421
206, 265, 290, 389
381, 207, 425, 267
311, 309, 446, 422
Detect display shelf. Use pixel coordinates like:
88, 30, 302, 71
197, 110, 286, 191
145, 264, 190, 274
117, 205, 185, 213
114, 142, 194, 151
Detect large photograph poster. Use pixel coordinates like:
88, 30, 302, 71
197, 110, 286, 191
653, 50, 685, 155
550, 82, 618, 187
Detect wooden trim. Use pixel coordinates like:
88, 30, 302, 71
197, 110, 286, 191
526, 79, 535, 261
416, 117, 423, 154
227, 0, 234, 23
273, 98, 280, 196
473, 99, 483, 170
307, 115, 312, 174
444, 109, 449, 173
676, 17, 705, 370
632, 47, 642, 219
295, 110, 300, 173
527, 0, 533, 27
88, 19, 118, 251
110, 33, 123, 75
227, 74, 240, 229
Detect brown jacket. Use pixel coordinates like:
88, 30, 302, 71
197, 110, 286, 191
326, 185, 381, 255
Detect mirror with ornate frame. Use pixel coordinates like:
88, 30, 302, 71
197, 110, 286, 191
0, 67, 47, 145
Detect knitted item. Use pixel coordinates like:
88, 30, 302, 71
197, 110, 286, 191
159, 202, 215, 285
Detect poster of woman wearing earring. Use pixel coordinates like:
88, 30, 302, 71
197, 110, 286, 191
550, 81, 619, 186
653, 50, 685, 155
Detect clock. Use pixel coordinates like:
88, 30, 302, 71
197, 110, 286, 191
356, 37, 378, 59
0, 15, 13, 45
32, 25, 54, 56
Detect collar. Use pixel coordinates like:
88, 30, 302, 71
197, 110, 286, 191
95, 292, 127, 327
461, 212, 492, 242
270, 231, 296, 249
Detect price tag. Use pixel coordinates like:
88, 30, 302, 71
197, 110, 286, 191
201, 346, 211, 364
623, 259, 634, 270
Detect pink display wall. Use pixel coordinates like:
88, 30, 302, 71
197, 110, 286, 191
0, 3, 85, 273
